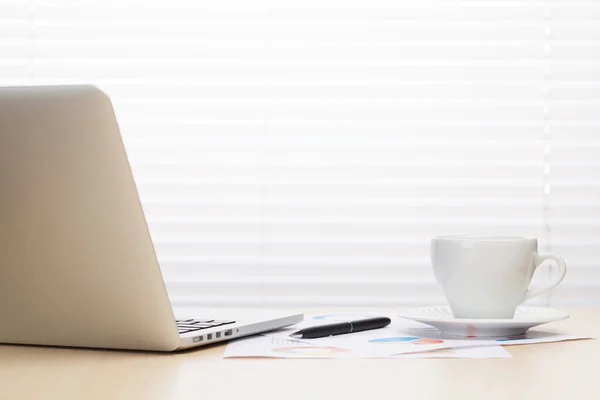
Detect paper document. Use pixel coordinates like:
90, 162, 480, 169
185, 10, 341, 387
224, 334, 512, 359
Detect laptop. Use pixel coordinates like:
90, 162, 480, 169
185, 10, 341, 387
0, 85, 303, 351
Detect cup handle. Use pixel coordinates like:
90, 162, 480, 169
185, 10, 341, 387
523, 252, 567, 301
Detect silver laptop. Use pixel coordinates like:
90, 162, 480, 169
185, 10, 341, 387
0, 85, 303, 351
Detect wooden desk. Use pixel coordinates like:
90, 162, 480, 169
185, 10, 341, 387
1, 307, 598, 400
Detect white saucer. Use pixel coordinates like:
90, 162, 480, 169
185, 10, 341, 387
397, 305, 569, 337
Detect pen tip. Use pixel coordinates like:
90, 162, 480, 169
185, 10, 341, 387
289, 333, 302, 339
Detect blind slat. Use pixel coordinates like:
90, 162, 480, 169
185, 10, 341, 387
2, 0, 598, 306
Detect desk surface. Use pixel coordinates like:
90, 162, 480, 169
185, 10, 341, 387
1, 307, 598, 400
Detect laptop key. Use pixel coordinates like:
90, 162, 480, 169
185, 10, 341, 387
177, 325, 206, 330
189, 323, 214, 328
176, 319, 235, 332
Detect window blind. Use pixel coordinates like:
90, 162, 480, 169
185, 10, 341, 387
1, 0, 598, 307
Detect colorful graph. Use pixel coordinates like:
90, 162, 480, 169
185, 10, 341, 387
271, 346, 351, 355
312, 314, 374, 321
369, 336, 445, 345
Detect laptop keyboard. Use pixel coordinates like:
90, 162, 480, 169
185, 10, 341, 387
176, 319, 235, 335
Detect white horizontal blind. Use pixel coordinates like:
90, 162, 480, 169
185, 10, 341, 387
1, 0, 598, 307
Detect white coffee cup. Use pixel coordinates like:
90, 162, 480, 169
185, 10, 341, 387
431, 236, 567, 319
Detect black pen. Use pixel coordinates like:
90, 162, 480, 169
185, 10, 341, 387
289, 317, 391, 339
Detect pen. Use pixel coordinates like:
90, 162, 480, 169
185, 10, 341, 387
289, 317, 391, 339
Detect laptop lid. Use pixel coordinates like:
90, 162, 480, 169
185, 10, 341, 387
0, 86, 180, 351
